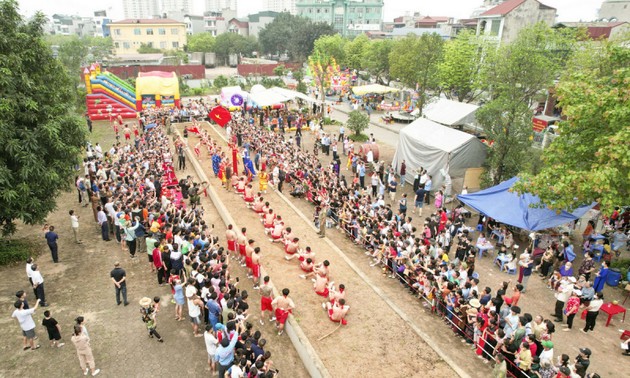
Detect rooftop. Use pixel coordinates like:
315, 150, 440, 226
110, 19, 184, 25
479, 0, 555, 17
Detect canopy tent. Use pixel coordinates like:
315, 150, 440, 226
248, 88, 289, 107
457, 177, 597, 231
423, 98, 479, 127
352, 84, 400, 95
269, 87, 320, 103
220, 86, 249, 108
391, 118, 487, 190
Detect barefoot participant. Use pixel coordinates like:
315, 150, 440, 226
225, 225, 236, 254
237, 228, 247, 266
271, 288, 295, 336
262, 209, 276, 233
251, 247, 262, 289
259, 276, 274, 325
313, 273, 332, 297
284, 237, 300, 258
300, 258, 315, 273
245, 239, 255, 276
325, 299, 350, 325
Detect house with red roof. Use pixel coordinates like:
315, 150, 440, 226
475, 0, 557, 44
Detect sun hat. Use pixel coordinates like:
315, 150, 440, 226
139, 297, 152, 307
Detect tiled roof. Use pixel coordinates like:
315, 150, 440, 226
110, 18, 184, 25
479, 0, 527, 16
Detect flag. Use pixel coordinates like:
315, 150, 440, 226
187, 126, 200, 134
209, 106, 231, 127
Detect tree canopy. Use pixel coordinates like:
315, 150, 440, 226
212, 33, 259, 63
438, 30, 489, 103
515, 37, 630, 214
259, 12, 335, 62
313, 34, 347, 66
186, 32, 215, 52
0, 0, 87, 235
477, 23, 576, 186
389, 33, 444, 113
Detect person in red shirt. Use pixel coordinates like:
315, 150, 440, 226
152, 242, 166, 285
563, 289, 581, 331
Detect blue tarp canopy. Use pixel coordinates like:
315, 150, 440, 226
457, 177, 596, 231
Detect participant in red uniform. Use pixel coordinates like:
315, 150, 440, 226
225, 224, 236, 253
259, 276, 274, 325
272, 288, 295, 336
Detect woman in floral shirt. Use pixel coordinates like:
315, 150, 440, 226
563, 289, 581, 331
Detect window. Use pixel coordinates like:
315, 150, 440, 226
133, 28, 141, 35
160, 41, 167, 49
490, 19, 501, 36
172, 41, 179, 48
147, 42, 153, 48
146, 28, 153, 35
123, 42, 130, 49
171, 28, 179, 35
114, 28, 121, 35
317, 9, 320, 13
114, 42, 120, 48
158, 28, 166, 35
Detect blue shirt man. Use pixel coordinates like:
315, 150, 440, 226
215, 327, 240, 376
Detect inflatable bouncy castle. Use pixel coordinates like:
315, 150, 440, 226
135, 71, 180, 110
85, 63, 180, 120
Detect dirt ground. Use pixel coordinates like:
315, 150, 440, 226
184, 110, 630, 378
0, 122, 308, 378
179, 121, 457, 377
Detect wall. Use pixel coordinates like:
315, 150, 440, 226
599, 1, 630, 22
106, 64, 205, 79
237, 63, 301, 76
502, 0, 556, 44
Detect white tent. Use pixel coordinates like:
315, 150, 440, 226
270, 87, 320, 103
423, 98, 479, 128
248, 88, 289, 107
391, 118, 487, 191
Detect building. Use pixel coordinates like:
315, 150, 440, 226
184, 14, 205, 34
50, 14, 97, 37
227, 18, 249, 36
263, 0, 297, 14
123, 0, 160, 19
247, 11, 280, 37
598, 0, 630, 22
475, 0, 556, 44
110, 19, 186, 55
296, 0, 384, 37
203, 10, 236, 36
161, 0, 191, 14
556, 21, 630, 40
206, 0, 237, 12
93, 10, 112, 37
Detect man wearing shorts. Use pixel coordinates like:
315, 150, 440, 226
245, 239, 255, 277
225, 225, 236, 254
237, 228, 247, 266
259, 276, 274, 325
271, 288, 295, 336
187, 293, 204, 337
326, 299, 350, 325
12, 298, 41, 351
251, 247, 262, 288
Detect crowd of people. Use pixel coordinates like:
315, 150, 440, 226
185, 103, 628, 378
13, 107, 301, 377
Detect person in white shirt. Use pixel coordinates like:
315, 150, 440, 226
204, 325, 218, 373
31, 264, 47, 307
582, 292, 604, 333
12, 298, 42, 350
539, 340, 554, 363
69, 210, 82, 244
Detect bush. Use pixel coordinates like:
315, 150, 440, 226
349, 133, 369, 142
213, 75, 228, 88
610, 259, 630, 283
0, 239, 37, 266
322, 117, 341, 126
347, 110, 369, 136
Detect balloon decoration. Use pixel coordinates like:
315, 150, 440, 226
230, 94, 244, 107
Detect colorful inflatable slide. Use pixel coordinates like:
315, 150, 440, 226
85, 64, 137, 120
85, 63, 181, 121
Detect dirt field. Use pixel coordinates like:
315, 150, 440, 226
0, 122, 308, 378
179, 121, 459, 377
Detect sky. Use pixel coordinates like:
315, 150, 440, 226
18, 0, 602, 22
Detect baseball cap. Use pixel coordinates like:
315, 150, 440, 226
541, 341, 553, 348
579, 347, 591, 356
559, 366, 571, 375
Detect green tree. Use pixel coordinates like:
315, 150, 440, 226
313, 34, 347, 66
186, 32, 216, 52
85, 36, 113, 62
137, 42, 162, 54
344, 34, 369, 70
362, 39, 392, 85
438, 30, 490, 103
515, 38, 629, 213
273, 64, 286, 77
478, 23, 577, 185
213, 75, 228, 88
0, 0, 87, 235
346, 110, 369, 136
213, 33, 259, 64
259, 13, 334, 62
389, 33, 444, 113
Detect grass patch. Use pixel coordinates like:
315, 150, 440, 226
0, 239, 38, 266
